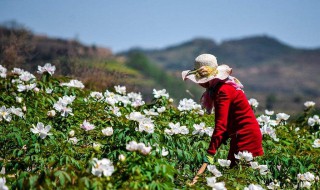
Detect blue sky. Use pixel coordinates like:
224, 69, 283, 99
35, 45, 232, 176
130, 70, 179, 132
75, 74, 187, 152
0, 0, 319, 52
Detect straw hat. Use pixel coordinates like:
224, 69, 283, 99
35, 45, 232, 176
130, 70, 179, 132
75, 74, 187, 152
181, 54, 232, 83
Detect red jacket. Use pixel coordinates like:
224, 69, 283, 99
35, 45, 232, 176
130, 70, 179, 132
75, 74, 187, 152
207, 83, 263, 161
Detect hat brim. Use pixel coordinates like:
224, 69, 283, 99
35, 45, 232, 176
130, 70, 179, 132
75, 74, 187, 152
181, 65, 230, 84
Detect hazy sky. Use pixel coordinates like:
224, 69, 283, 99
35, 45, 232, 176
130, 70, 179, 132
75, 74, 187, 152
0, 0, 319, 52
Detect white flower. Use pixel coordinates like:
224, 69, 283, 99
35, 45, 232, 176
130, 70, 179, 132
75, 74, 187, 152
248, 98, 259, 108
140, 146, 152, 155
207, 165, 222, 177
114, 85, 126, 95
0, 177, 9, 190
90, 92, 104, 101
68, 137, 78, 144
30, 122, 52, 139
218, 159, 231, 167
126, 141, 139, 151
109, 106, 122, 117
192, 122, 206, 136
276, 113, 290, 122
126, 111, 145, 121
53, 95, 75, 117
265, 110, 274, 115
250, 161, 259, 169
304, 101, 315, 108
137, 122, 155, 134
12, 68, 24, 75
60, 79, 85, 89
267, 182, 280, 190
91, 158, 114, 177
0, 106, 12, 122
308, 115, 320, 127
206, 177, 226, 190
300, 181, 312, 189
153, 89, 169, 99
259, 165, 268, 175
10, 107, 24, 118
177, 98, 202, 112
47, 110, 56, 117
156, 106, 166, 113
312, 139, 320, 148
244, 184, 264, 190
17, 83, 37, 92
298, 172, 315, 181
0, 65, 7, 78
69, 130, 75, 137
126, 141, 152, 155
19, 71, 35, 82
37, 63, 56, 75
46, 88, 53, 94
165, 122, 189, 135
81, 120, 95, 131
102, 127, 113, 136
161, 148, 169, 156
143, 109, 159, 116
234, 150, 253, 161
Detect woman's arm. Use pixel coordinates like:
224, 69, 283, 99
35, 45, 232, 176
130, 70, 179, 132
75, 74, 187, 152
207, 87, 231, 155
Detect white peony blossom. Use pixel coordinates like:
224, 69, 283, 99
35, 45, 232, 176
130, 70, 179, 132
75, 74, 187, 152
248, 98, 259, 108
126, 141, 152, 155
0, 65, 7, 78
68, 137, 78, 144
17, 83, 37, 92
81, 120, 95, 131
161, 148, 169, 156
10, 107, 24, 118
207, 165, 222, 177
60, 79, 85, 89
177, 98, 202, 112
91, 158, 115, 177
0, 177, 9, 190
156, 106, 166, 113
0, 106, 12, 122
244, 184, 264, 190
165, 122, 189, 135
102, 127, 114, 136
114, 85, 126, 95
267, 182, 280, 190
153, 89, 169, 99
265, 110, 274, 115
304, 101, 315, 108
37, 63, 56, 75
30, 122, 52, 139
217, 159, 231, 167
206, 177, 226, 190
312, 139, 320, 148
234, 150, 253, 162
276, 113, 290, 122
19, 71, 36, 82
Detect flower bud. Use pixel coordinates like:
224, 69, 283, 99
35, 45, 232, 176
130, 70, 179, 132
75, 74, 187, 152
69, 130, 75, 137
22, 105, 27, 112
16, 97, 23, 103
47, 110, 56, 117
169, 98, 174, 103
118, 154, 126, 162
33, 87, 40, 92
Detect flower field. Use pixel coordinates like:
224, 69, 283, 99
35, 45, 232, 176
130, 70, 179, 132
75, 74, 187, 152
0, 64, 319, 189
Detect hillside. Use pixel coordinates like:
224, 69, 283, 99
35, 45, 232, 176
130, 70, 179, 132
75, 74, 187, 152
122, 36, 320, 113
0, 25, 199, 102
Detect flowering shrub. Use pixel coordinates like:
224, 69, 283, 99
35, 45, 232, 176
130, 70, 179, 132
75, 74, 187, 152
0, 64, 319, 189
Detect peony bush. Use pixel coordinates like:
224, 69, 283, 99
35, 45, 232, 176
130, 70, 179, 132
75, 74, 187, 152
0, 64, 319, 189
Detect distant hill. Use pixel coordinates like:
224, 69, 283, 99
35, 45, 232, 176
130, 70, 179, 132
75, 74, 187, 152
0, 25, 199, 102
121, 36, 320, 113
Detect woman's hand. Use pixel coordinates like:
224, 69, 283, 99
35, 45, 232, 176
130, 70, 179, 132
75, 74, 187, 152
197, 66, 211, 77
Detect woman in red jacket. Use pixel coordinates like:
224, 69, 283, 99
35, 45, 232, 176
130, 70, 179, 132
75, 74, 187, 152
182, 54, 263, 184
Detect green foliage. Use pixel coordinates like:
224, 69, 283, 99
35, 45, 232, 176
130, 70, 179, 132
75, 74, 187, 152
0, 68, 319, 189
